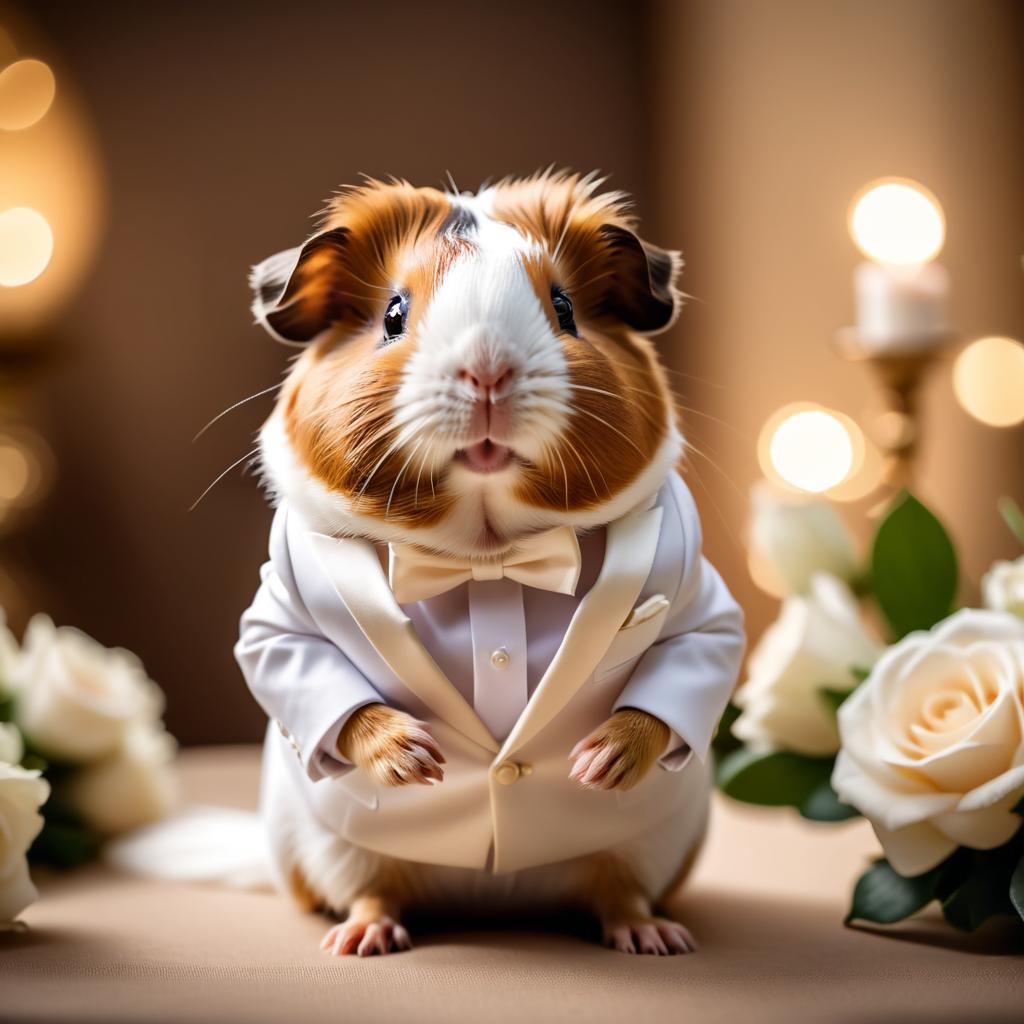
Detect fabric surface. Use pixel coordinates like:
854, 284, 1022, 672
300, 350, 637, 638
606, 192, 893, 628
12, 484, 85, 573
2, 745, 1022, 1024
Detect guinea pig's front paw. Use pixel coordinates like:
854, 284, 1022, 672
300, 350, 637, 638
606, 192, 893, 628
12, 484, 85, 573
569, 709, 670, 791
338, 703, 445, 787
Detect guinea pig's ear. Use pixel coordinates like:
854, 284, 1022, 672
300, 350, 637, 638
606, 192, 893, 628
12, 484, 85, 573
596, 224, 682, 334
249, 228, 363, 345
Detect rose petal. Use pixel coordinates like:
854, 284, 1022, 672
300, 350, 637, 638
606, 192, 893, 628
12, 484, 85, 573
931, 798, 1023, 851
958, 762, 1024, 812
0, 854, 39, 925
871, 820, 958, 877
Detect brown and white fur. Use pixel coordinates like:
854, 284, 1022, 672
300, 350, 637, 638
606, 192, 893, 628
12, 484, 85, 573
252, 171, 697, 956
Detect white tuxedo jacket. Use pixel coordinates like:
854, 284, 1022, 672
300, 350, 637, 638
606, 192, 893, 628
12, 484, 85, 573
236, 472, 744, 875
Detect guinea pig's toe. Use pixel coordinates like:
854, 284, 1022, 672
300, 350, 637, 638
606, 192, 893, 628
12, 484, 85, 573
322, 915, 412, 957
602, 916, 696, 956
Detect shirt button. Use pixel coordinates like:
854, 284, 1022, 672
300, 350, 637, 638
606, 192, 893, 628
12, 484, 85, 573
490, 647, 510, 670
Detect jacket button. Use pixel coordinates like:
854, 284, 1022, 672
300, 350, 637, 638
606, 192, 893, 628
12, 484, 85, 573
494, 761, 531, 785
490, 647, 510, 669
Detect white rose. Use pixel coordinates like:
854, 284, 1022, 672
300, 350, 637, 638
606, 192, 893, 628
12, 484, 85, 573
732, 574, 883, 755
833, 610, 1024, 876
982, 556, 1024, 618
0, 609, 19, 697
63, 722, 178, 836
0, 723, 23, 765
749, 482, 859, 595
14, 615, 163, 763
0, 760, 50, 928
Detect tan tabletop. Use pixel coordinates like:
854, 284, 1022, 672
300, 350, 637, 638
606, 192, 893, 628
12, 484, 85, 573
3, 746, 1021, 1023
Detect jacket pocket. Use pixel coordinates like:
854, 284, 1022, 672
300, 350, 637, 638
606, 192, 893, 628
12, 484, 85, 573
592, 596, 670, 682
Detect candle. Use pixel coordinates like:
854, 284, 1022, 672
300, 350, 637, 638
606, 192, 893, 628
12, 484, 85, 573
848, 179, 950, 354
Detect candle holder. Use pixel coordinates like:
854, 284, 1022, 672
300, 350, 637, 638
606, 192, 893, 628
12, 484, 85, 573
834, 327, 957, 493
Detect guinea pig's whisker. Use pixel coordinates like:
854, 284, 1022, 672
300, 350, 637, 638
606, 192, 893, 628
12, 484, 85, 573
558, 433, 603, 501
354, 430, 406, 502
550, 443, 570, 511
565, 267, 618, 295
566, 383, 624, 402
681, 453, 743, 555
659, 365, 726, 389
189, 447, 261, 512
192, 382, 284, 442
572, 432, 613, 493
682, 438, 747, 504
572, 407, 647, 458
385, 437, 426, 519
673, 403, 750, 442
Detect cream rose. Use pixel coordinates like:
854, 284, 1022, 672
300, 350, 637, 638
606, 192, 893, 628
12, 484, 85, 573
982, 556, 1024, 618
14, 615, 163, 763
63, 722, 178, 836
0, 610, 19, 696
0, 758, 50, 928
0, 723, 23, 765
748, 483, 859, 595
732, 574, 882, 755
833, 610, 1024, 876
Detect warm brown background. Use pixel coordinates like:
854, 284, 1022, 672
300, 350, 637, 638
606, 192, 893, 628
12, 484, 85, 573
2, 0, 1022, 746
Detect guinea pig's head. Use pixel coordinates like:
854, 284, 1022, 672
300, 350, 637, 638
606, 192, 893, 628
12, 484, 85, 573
254, 171, 683, 557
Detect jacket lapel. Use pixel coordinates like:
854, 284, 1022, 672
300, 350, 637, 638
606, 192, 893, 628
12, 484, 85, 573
307, 532, 500, 754
496, 501, 665, 761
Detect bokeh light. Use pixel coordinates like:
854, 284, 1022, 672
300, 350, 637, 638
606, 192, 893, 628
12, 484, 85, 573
952, 337, 1024, 428
0, 425, 53, 532
0, 58, 56, 130
759, 405, 856, 494
849, 179, 945, 266
0, 206, 54, 286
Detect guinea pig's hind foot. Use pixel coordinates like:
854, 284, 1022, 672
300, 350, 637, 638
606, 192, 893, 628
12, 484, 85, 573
601, 914, 697, 956
320, 896, 412, 957
580, 852, 697, 955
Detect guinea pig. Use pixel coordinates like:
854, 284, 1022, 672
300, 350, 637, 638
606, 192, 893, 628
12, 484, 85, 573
235, 170, 745, 957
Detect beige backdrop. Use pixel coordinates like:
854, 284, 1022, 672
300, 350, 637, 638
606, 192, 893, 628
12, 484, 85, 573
4, 0, 1022, 745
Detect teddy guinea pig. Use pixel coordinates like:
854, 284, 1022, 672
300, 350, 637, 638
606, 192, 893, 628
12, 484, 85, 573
236, 170, 745, 957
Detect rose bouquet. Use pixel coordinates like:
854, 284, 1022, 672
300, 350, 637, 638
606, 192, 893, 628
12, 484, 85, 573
0, 613, 177, 929
716, 486, 1024, 933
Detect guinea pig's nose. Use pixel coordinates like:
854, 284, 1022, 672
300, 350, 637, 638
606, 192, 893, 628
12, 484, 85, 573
456, 363, 515, 402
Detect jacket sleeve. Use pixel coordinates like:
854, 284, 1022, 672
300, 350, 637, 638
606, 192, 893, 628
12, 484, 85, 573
613, 473, 746, 765
234, 507, 384, 781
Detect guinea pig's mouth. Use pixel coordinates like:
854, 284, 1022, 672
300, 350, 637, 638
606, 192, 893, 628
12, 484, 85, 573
453, 440, 515, 474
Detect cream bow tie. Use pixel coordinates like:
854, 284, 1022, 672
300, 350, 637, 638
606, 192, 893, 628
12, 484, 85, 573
388, 527, 582, 604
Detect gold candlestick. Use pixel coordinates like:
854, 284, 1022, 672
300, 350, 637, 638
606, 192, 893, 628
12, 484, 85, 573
834, 327, 956, 494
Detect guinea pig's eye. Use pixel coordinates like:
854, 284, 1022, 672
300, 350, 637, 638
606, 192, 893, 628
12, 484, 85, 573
382, 294, 408, 342
550, 286, 576, 336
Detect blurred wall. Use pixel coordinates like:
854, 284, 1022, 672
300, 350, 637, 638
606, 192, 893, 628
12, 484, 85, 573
18, 0, 652, 745
651, 0, 1024, 642
6, 0, 1023, 745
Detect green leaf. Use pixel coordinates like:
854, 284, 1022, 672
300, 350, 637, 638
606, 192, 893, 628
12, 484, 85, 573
870, 491, 958, 639
818, 687, 851, 720
27, 819, 100, 870
800, 780, 860, 822
941, 847, 1019, 932
998, 496, 1024, 547
0, 694, 14, 723
711, 703, 743, 757
846, 859, 943, 925
850, 665, 872, 684
716, 747, 834, 808
1010, 856, 1024, 925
